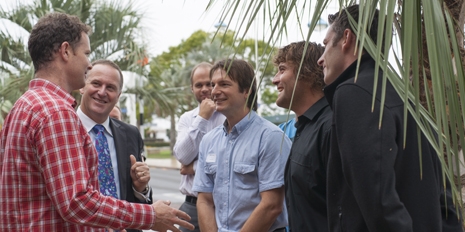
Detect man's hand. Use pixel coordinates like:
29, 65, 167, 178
180, 162, 195, 175
151, 200, 194, 232
130, 155, 150, 192
198, 99, 216, 120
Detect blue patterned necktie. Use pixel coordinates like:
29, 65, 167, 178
92, 124, 118, 198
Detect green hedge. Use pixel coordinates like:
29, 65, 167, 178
144, 139, 170, 147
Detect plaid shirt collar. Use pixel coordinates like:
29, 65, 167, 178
29, 78, 77, 108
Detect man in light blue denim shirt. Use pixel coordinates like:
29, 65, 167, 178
192, 59, 291, 232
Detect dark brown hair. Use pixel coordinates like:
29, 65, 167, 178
28, 12, 91, 72
328, 4, 383, 51
210, 59, 258, 111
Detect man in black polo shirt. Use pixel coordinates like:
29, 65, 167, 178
272, 41, 332, 231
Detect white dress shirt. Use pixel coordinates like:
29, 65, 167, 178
77, 107, 150, 202
173, 106, 225, 197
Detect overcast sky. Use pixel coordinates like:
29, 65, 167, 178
133, 0, 332, 56
0, 0, 336, 56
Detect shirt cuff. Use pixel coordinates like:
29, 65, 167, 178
133, 185, 152, 203
192, 115, 209, 133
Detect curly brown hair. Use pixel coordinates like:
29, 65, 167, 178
28, 12, 91, 72
273, 41, 325, 91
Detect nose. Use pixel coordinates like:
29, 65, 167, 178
87, 58, 93, 71
97, 86, 106, 96
201, 84, 210, 93
211, 84, 219, 96
317, 55, 324, 67
272, 72, 280, 86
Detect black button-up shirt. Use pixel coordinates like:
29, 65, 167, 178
285, 97, 332, 231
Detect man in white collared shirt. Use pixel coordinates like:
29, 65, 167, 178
77, 59, 152, 232
173, 62, 225, 232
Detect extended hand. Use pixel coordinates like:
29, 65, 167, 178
151, 200, 194, 232
130, 155, 150, 192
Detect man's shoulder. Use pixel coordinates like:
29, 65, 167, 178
255, 115, 283, 132
205, 125, 227, 142
204, 125, 223, 138
238, 115, 288, 143
15, 88, 75, 118
110, 118, 139, 134
180, 107, 198, 117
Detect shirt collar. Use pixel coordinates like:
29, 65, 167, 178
298, 97, 330, 123
76, 107, 113, 137
29, 78, 77, 108
222, 111, 257, 135
324, 54, 374, 108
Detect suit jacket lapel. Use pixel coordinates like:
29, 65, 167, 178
110, 119, 129, 200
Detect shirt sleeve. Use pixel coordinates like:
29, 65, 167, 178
36, 109, 155, 230
257, 130, 291, 192
133, 186, 152, 203
192, 135, 215, 193
333, 84, 411, 231
173, 112, 211, 165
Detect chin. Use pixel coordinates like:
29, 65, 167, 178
215, 106, 224, 112
275, 99, 288, 109
324, 75, 336, 85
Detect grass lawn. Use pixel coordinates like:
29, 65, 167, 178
146, 148, 172, 159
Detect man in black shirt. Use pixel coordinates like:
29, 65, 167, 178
272, 41, 332, 231
318, 5, 462, 231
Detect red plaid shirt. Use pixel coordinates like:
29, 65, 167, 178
0, 79, 155, 231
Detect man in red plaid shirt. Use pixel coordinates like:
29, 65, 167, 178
0, 12, 194, 232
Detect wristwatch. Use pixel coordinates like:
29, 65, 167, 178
140, 185, 150, 194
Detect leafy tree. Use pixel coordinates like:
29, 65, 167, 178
0, 0, 148, 121
210, 0, 465, 213
131, 29, 279, 150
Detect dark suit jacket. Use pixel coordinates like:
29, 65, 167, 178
110, 118, 153, 232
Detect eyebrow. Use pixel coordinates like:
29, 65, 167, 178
213, 78, 230, 84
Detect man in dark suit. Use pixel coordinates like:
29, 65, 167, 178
77, 59, 152, 232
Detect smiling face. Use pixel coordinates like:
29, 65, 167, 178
211, 69, 249, 119
79, 63, 122, 123
191, 66, 212, 103
272, 61, 298, 110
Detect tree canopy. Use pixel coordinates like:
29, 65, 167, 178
0, 0, 149, 124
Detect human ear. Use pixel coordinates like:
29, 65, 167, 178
59, 41, 71, 61
342, 29, 356, 52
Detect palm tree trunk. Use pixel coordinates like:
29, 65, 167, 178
169, 112, 176, 152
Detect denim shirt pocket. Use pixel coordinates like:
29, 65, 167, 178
233, 163, 257, 189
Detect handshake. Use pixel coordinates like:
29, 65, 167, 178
111, 200, 194, 232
